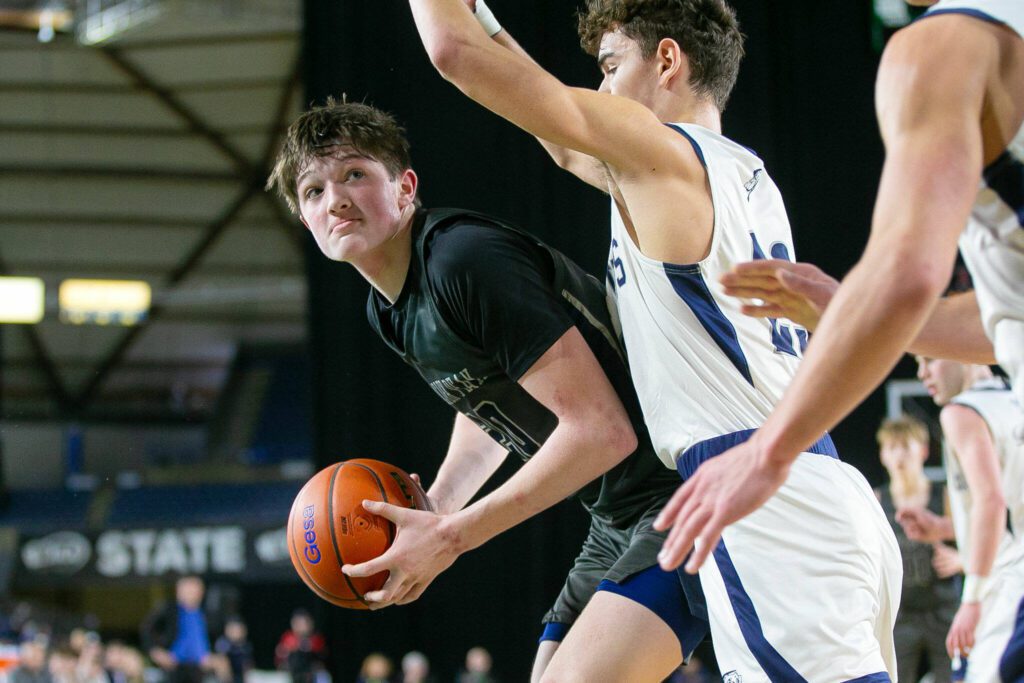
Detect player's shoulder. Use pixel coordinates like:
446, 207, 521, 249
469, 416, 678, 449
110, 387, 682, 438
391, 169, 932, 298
421, 210, 540, 284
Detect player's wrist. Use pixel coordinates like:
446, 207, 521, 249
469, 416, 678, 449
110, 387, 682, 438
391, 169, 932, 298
472, 0, 502, 37
750, 426, 796, 472
439, 510, 473, 554
961, 574, 990, 604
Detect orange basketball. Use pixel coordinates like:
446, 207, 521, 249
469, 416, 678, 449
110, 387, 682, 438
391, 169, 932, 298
287, 459, 430, 609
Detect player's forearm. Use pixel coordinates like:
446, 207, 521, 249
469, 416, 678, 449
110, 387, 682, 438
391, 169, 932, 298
428, 414, 507, 514
967, 497, 1005, 578
445, 415, 636, 552
907, 290, 995, 364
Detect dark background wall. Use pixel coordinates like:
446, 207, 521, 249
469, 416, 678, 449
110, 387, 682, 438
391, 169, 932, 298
302, 1, 910, 679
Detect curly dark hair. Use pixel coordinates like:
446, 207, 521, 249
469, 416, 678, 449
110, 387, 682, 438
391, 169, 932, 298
578, 0, 744, 111
267, 98, 413, 213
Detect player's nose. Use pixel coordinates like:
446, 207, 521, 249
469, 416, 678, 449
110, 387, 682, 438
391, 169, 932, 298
325, 183, 352, 215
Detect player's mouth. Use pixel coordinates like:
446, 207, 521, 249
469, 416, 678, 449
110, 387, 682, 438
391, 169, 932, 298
330, 218, 358, 235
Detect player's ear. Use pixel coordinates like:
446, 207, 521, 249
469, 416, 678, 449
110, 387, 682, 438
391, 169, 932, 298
397, 168, 418, 209
656, 37, 687, 88
298, 213, 310, 231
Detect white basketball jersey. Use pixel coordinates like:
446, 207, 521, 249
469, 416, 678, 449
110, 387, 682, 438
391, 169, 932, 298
926, 1, 1024, 418
607, 123, 808, 468
945, 378, 1024, 574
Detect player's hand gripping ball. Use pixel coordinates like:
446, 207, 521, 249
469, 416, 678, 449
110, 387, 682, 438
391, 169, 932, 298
287, 459, 430, 609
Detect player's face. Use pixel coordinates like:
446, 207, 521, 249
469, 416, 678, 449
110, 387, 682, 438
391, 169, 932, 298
596, 30, 660, 108
296, 146, 417, 264
879, 438, 927, 476
915, 355, 965, 406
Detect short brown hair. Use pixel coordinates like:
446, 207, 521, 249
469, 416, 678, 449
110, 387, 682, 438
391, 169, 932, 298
578, 0, 744, 111
876, 416, 929, 447
267, 99, 412, 213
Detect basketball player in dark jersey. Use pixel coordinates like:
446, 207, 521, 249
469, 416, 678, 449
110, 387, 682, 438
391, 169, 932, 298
267, 100, 707, 682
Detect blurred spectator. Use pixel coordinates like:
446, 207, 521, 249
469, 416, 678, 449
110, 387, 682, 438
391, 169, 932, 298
105, 643, 145, 683
274, 610, 325, 683
140, 576, 217, 683
76, 632, 108, 683
214, 618, 252, 683
47, 646, 77, 683
875, 417, 957, 683
355, 654, 392, 683
10, 639, 51, 683
456, 648, 494, 683
398, 652, 434, 683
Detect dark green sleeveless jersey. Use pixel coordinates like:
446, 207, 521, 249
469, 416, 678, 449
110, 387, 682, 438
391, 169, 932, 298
366, 208, 679, 528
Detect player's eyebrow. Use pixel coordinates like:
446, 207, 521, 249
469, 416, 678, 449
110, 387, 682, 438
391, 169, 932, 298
597, 50, 616, 70
296, 153, 370, 185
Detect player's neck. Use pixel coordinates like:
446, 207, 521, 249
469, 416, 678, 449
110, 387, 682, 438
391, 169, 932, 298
354, 209, 416, 304
656, 94, 721, 134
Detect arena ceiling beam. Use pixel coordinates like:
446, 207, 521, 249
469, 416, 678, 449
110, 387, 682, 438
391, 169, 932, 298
33, 44, 305, 415
0, 249, 71, 411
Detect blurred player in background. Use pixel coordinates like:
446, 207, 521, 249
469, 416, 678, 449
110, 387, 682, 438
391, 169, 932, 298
876, 416, 958, 683
900, 357, 1024, 682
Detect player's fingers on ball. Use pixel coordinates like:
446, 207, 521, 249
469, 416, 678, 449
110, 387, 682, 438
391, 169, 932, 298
342, 559, 383, 577
363, 500, 406, 523
410, 473, 422, 485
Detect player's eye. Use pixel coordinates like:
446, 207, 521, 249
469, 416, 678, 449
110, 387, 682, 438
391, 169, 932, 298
346, 169, 365, 181
303, 186, 322, 200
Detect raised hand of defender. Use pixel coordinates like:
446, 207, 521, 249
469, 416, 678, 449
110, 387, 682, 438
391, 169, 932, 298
720, 259, 838, 332
653, 440, 790, 573
341, 500, 461, 609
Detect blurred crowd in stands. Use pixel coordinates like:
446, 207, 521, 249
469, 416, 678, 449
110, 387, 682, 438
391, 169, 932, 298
0, 576, 503, 683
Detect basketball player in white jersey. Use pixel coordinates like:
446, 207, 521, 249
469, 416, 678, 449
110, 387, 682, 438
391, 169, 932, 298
900, 357, 1024, 683
401, 1, 901, 680
655, 0, 1024, 593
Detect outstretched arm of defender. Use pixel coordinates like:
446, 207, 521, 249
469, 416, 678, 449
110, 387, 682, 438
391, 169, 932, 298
490, 31, 608, 191
408, 0, 710, 260
464, 0, 608, 192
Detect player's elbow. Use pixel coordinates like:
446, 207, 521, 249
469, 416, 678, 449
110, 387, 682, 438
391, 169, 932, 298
426, 34, 472, 83
596, 413, 638, 464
